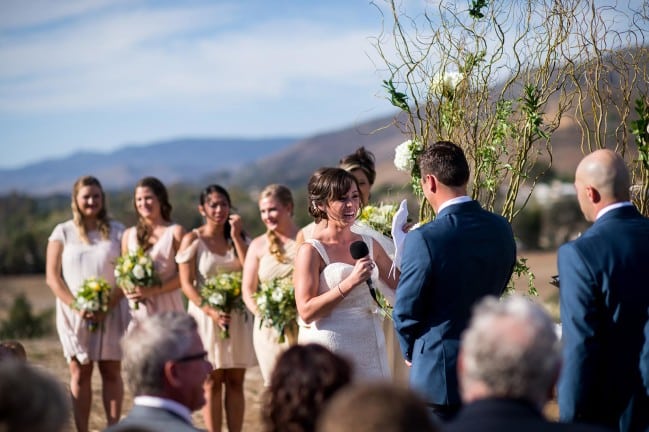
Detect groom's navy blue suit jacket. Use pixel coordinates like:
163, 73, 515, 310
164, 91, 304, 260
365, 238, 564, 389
558, 205, 649, 431
393, 200, 516, 406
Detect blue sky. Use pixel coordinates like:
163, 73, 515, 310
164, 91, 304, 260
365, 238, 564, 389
2, 0, 644, 170
0, 0, 397, 169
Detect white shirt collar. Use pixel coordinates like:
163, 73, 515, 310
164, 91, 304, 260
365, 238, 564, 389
596, 201, 633, 220
134, 395, 193, 424
437, 195, 472, 214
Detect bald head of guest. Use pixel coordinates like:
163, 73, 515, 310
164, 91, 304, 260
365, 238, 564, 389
574, 149, 631, 222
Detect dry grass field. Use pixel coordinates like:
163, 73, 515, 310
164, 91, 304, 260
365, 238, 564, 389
0, 250, 559, 431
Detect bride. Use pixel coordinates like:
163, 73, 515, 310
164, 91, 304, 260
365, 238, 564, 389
293, 167, 398, 381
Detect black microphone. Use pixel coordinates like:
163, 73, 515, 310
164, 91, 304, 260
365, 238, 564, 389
349, 240, 380, 306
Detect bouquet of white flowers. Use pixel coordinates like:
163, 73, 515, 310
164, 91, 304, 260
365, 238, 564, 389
200, 271, 244, 339
114, 248, 160, 310
254, 275, 297, 344
358, 203, 399, 239
73, 276, 112, 331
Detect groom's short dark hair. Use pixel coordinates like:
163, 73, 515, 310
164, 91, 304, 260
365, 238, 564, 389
418, 140, 469, 187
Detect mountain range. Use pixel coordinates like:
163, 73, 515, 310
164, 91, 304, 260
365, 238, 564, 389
0, 113, 417, 196
1, 102, 601, 197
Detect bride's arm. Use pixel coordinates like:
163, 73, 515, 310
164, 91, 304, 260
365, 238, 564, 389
294, 243, 338, 323
373, 240, 399, 290
294, 243, 371, 323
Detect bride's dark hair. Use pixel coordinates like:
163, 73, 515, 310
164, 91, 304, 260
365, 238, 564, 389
307, 167, 361, 223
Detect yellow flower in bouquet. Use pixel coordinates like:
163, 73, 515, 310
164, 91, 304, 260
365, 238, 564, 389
74, 276, 111, 331
114, 248, 160, 309
358, 203, 398, 239
200, 271, 244, 339
253, 275, 297, 344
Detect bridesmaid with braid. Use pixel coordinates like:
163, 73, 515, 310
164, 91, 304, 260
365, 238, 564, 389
242, 184, 300, 386
121, 177, 186, 320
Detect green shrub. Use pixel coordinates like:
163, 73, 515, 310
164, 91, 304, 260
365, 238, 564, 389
0, 294, 53, 339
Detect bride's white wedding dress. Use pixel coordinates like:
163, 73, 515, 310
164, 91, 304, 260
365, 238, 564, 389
298, 234, 391, 381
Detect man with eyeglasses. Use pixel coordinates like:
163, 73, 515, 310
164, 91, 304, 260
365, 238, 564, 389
105, 312, 213, 432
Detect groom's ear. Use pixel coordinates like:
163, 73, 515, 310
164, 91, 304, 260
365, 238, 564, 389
423, 174, 438, 193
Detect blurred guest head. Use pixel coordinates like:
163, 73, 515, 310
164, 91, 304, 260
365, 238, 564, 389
0, 340, 27, 362
317, 382, 439, 432
121, 312, 212, 412
0, 360, 70, 432
263, 343, 352, 432
458, 295, 561, 409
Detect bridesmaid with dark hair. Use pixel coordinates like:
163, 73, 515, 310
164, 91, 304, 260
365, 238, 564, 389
176, 184, 256, 432
121, 176, 186, 319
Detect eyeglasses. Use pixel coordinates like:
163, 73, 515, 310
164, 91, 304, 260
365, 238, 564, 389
174, 350, 208, 363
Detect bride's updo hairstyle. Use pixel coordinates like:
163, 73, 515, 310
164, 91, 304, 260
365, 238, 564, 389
307, 167, 361, 223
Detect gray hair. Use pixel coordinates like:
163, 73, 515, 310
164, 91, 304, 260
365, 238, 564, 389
121, 312, 198, 396
460, 295, 561, 407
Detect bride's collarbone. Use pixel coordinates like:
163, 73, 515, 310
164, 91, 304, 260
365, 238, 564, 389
319, 243, 357, 265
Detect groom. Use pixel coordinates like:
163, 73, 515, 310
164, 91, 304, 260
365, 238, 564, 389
393, 141, 516, 422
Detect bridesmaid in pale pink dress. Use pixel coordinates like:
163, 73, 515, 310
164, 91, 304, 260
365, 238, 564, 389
242, 184, 299, 386
46, 175, 130, 432
176, 184, 255, 432
120, 177, 185, 320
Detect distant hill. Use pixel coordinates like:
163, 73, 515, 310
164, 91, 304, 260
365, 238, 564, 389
0, 108, 585, 198
234, 114, 410, 192
0, 105, 592, 199
0, 138, 297, 195
0, 114, 416, 197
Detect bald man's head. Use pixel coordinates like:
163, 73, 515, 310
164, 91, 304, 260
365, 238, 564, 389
574, 149, 630, 221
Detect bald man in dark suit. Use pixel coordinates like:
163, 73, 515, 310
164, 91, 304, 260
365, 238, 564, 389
558, 149, 649, 431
